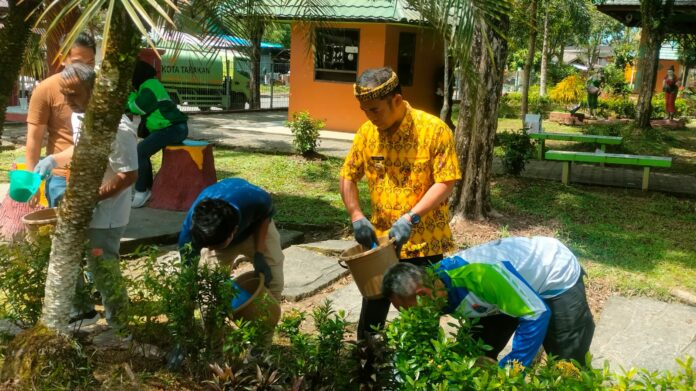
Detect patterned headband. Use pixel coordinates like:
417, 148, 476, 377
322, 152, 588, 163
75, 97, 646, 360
353, 71, 400, 102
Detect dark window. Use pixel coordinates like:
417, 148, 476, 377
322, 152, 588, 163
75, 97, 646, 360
315, 28, 360, 82
397, 32, 416, 86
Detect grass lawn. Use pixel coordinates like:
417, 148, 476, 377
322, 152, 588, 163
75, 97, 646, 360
489, 177, 696, 298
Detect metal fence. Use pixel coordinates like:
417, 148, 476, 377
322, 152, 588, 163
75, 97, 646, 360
173, 61, 290, 113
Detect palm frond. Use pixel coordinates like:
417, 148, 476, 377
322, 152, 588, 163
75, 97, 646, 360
33, 0, 181, 63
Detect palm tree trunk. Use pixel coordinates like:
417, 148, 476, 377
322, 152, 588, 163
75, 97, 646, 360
539, 10, 549, 97
41, 4, 140, 332
520, 0, 538, 118
450, 17, 510, 220
249, 24, 264, 110
634, 0, 675, 129
0, 0, 40, 140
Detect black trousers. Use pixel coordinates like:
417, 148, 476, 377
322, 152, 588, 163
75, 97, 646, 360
471, 273, 595, 364
356, 254, 444, 339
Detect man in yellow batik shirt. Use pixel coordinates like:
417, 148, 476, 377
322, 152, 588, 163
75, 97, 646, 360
339, 67, 461, 339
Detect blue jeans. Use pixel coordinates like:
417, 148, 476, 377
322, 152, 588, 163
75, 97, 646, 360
45, 175, 67, 207
135, 122, 188, 192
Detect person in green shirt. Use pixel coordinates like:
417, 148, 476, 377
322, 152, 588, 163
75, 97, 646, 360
127, 60, 189, 208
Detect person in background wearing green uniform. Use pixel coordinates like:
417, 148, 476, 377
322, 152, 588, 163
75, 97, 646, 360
127, 60, 189, 208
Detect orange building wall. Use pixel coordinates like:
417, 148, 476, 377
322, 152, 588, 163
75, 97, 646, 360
384, 25, 444, 116
288, 22, 445, 132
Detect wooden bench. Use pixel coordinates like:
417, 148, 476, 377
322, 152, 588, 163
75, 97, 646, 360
544, 150, 672, 191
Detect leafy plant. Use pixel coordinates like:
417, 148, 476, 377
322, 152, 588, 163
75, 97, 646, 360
604, 96, 636, 118
497, 130, 535, 175
286, 111, 325, 156
0, 235, 52, 326
602, 63, 631, 95
549, 74, 586, 104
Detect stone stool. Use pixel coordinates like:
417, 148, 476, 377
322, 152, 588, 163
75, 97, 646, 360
149, 139, 217, 211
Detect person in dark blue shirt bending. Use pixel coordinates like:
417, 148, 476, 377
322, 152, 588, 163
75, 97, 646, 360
178, 178, 284, 299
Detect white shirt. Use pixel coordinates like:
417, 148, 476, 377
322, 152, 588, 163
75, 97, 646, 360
457, 236, 581, 298
71, 113, 139, 229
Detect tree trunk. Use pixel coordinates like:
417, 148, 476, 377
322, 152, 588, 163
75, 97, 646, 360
0, 0, 40, 140
40, 4, 140, 332
439, 40, 454, 129
450, 17, 510, 220
681, 65, 689, 88
520, 0, 538, 118
635, 0, 675, 129
539, 10, 549, 97
249, 24, 264, 110
559, 44, 565, 66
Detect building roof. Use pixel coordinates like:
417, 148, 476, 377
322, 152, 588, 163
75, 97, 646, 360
272, 0, 423, 24
596, 0, 696, 34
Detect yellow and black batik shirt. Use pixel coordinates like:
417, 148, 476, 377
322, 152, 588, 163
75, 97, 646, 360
340, 102, 461, 258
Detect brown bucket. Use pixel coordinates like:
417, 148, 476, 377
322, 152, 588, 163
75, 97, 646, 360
231, 271, 281, 330
339, 236, 398, 299
21, 208, 57, 240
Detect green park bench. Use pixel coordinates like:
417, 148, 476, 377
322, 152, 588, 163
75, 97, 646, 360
544, 150, 672, 191
529, 133, 623, 160
523, 114, 623, 159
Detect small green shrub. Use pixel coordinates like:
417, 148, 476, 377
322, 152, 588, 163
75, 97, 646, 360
286, 111, 324, 155
496, 130, 535, 176
381, 285, 696, 390
604, 96, 636, 118
0, 236, 52, 326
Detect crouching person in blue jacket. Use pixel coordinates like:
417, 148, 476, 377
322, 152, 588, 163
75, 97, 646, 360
178, 178, 285, 299
382, 236, 595, 368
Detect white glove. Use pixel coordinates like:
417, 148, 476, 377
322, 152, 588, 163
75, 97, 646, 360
34, 156, 57, 178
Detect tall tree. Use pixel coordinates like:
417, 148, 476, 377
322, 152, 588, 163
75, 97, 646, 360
450, 18, 510, 220
0, 0, 41, 141
407, 0, 513, 219
520, 0, 538, 118
634, 0, 675, 129
539, 8, 550, 96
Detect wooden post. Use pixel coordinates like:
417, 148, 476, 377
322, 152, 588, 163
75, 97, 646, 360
561, 161, 571, 185
642, 167, 650, 191
538, 139, 545, 160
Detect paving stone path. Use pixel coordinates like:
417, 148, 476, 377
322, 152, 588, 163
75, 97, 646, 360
591, 296, 696, 373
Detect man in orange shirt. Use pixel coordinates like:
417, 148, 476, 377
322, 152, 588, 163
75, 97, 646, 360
26, 33, 96, 207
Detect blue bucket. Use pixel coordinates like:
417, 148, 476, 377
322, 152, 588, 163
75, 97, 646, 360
8, 170, 42, 203
230, 281, 253, 310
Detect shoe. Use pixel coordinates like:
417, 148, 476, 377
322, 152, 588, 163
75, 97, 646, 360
68, 309, 101, 327
131, 190, 151, 208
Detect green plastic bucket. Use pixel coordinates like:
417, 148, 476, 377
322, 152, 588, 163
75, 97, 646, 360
8, 170, 42, 203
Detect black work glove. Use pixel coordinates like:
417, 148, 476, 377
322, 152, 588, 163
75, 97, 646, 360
352, 217, 378, 249
388, 215, 412, 254
253, 252, 272, 287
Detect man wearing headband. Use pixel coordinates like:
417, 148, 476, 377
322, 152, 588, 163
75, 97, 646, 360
340, 67, 461, 339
